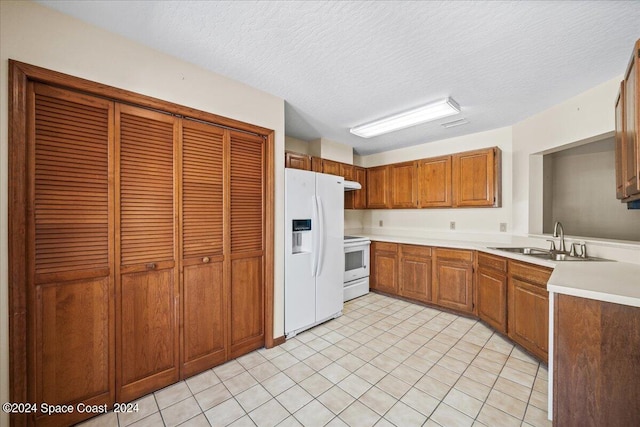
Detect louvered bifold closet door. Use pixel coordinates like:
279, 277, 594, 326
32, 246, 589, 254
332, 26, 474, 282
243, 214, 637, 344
29, 83, 115, 427
180, 119, 226, 377
116, 104, 179, 402
229, 130, 265, 358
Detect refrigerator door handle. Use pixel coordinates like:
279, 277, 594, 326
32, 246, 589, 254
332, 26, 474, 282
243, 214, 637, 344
311, 195, 319, 277
317, 196, 325, 276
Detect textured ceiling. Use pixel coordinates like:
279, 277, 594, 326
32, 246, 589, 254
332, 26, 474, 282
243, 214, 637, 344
38, 1, 640, 155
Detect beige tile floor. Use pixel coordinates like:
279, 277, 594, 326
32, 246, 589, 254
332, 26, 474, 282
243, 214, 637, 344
80, 293, 550, 427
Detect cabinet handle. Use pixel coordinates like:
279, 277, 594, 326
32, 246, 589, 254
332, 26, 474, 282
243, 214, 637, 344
146, 263, 157, 270
202, 257, 210, 263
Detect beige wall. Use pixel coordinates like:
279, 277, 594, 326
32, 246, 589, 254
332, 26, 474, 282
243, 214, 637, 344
512, 76, 621, 235
284, 136, 310, 154
543, 138, 640, 241
0, 1, 286, 415
310, 138, 354, 164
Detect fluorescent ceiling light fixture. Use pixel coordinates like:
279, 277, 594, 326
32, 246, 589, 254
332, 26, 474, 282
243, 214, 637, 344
350, 97, 460, 138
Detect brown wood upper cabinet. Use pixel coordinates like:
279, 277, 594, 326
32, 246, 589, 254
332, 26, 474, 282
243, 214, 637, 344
476, 252, 508, 334
390, 161, 418, 208
340, 163, 355, 181
285, 151, 311, 170
417, 155, 452, 207
320, 158, 342, 176
367, 165, 392, 208
345, 166, 367, 210
453, 147, 501, 207
615, 39, 640, 201
399, 245, 433, 303
508, 260, 551, 362
370, 242, 399, 294
311, 156, 323, 172
353, 166, 367, 209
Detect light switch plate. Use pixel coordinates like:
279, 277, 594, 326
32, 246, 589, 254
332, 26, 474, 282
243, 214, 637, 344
500, 223, 507, 232
450, 221, 456, 230
379, 220, 383, 227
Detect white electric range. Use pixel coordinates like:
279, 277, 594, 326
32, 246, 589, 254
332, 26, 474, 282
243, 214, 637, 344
343, 235, 371, 301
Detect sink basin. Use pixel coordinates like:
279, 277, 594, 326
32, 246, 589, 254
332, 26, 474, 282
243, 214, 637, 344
489, 247, 611, 262
491, 247, 550, 255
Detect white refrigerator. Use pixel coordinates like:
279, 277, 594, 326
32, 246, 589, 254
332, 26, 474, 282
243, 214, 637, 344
285, 169, 344, 337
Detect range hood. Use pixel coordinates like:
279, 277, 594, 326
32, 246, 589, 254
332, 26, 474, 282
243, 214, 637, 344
344, 180, 362, 191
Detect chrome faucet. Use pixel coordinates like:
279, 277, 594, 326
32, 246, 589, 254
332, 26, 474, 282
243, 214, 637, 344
553, 221, 566, 253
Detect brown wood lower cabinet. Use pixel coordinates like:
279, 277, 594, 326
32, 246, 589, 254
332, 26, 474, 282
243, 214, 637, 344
554, 294, 640, 427
370, 242, 399, 294
369, 243, 553, 364
508, 260, 551, 362
399, 245, 432, 303
433, 248, 475, 314
476, 252, 508, 333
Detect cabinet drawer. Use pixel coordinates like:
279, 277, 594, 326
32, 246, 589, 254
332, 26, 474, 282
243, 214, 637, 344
401, 244, 432, 258
478, 252, 507, 273
435, 248, 473, 263
509, 260, 552, 287
373, 241, 398, 253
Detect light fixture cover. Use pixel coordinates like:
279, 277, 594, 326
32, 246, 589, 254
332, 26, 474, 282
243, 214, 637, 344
350, 97, 460, 138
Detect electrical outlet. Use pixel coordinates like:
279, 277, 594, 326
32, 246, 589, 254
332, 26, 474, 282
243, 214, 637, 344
500, 222, 507, 232
450, 221, 456, 230
379, 220, 383, 227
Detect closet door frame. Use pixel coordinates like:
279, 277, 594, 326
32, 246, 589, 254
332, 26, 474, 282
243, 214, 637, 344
8, 60, 276, 425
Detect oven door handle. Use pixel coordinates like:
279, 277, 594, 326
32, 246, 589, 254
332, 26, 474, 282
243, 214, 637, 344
344, 241, 371, 249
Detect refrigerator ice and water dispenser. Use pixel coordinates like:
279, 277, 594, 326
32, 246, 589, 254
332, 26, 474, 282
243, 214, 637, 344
291, 219, 312, 254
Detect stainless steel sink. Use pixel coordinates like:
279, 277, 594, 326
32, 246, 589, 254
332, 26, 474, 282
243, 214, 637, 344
492, 247, 550, 255
489, 247, 611, 262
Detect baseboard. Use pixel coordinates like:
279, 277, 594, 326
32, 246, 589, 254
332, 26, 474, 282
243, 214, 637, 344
270, 335, 286, 347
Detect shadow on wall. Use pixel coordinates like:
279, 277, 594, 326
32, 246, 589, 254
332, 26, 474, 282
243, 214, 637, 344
543, 137, 640, 242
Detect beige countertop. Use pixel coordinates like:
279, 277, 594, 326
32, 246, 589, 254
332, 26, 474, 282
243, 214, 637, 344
356, 233, 640, 308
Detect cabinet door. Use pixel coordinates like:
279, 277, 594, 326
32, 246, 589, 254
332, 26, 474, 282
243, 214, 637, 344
353, 167, 367, 209
229, 130, 265, 359
370, 242, 398, 294
116, 104, 179, 402
434, 261, 474, 313
367, 166, 391, 208
340, 163, 355, 181
624, 40, 639, 198
508, 277, 548, 362
322, 159, 342, 176
399, 245, 432, 302
311, 156, 323, 172
180, 120, 226, 377
433, 249, 474, 313
390, 162, 418, 208
285, 151, 311, 170
417, 156, 452, 207
29, 84, 115, 426
452, 147, 500, 207
615, 84, 627, 200
477, 267, 507, 334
